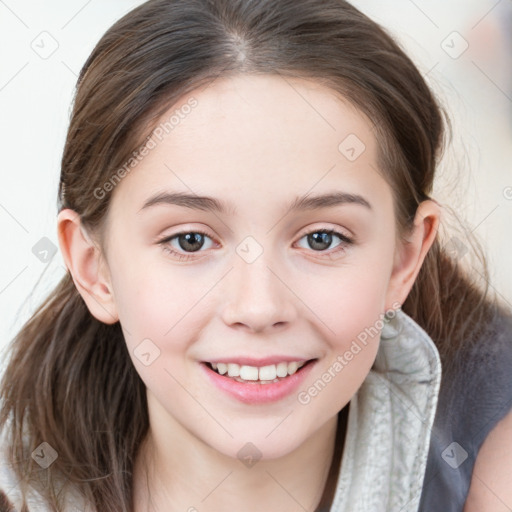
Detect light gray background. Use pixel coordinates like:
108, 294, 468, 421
1, 0, 511, 362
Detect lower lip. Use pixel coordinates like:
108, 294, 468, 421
200, 360, 317, 405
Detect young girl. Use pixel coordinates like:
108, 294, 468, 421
1, 1, 511, 511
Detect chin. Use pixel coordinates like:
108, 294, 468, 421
203, 425, 310, 463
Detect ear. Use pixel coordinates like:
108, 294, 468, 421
57, 208, 119, 324
385, 200, 441, 310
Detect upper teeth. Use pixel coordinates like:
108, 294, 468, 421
211, 361, 306, 381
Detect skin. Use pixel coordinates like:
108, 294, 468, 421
57, 74, 441, 511
464, 408, 512, 511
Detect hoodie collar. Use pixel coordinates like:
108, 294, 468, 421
330, 309, 442, 512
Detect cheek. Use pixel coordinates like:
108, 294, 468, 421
110, 256, 214, 361
304, 257, 391, 342
110, 264, 204, 408
296, 301, 384, 418
293, 260, 390, 409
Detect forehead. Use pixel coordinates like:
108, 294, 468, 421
109, 73, 388, 215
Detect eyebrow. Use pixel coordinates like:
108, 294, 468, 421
139, 190, 372, 215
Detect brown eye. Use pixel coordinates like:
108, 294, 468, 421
296, 229, 353, 253
158, 229, 216, 261
176, 232, 206, 252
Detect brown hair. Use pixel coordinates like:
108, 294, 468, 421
0, 0, 506, 510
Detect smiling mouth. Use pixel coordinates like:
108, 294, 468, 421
204, 359, 317, 384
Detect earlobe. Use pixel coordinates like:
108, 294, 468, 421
57, 209, 119, 324
385, 200, 441, 310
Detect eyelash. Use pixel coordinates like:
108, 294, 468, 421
158, 227, 354, 262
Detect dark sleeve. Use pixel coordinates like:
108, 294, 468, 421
418, 310, 512, 511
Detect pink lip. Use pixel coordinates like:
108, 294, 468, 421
205, 356, 311, 366
200, 359, 317, 405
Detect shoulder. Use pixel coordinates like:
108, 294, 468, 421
464, 406, 512, 511
0, 425, 39, 512
0, 443, 30, 511
443, 306, 512, 431
0, 425, 95, 512
0, 488, 20, 512
419, 306, 512, 511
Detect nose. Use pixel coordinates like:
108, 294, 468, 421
220, 252, 298, 334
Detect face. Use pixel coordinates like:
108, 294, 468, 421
99, 74, 401, 460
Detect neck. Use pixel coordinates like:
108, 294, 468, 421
133, 406, 348, 512
315, 405, 348, 510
